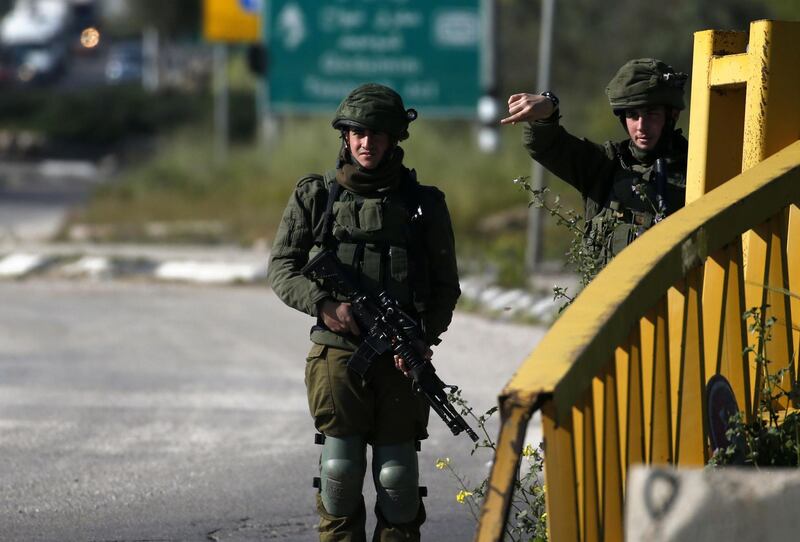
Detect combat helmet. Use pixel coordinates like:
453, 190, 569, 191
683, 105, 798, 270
605, 58, 688, 114
332, 83, 417, 141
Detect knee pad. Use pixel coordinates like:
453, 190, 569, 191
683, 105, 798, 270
372, 441, 420, 524
320, 435, 367, 517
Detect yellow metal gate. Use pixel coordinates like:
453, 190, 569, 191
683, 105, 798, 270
476, 20, 800, 542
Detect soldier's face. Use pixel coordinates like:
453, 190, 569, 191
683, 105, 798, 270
348, 128, 391, 169
625, 106, 667, 151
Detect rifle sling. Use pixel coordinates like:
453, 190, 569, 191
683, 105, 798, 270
315, 170, 341, 248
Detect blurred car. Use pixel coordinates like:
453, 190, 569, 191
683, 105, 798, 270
11, 42, 68, 84
0, 0, 71, 86
104, 42, 142, 85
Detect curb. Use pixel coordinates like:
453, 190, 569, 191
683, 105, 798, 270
0, 244, 566, 323
0, 243, 270, 285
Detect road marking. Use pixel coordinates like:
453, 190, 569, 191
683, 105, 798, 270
0, 253, 46, 277
155, 260, 268, 284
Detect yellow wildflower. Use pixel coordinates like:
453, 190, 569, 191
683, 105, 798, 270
456, 490, 473, 504
435, 457, 450, 470
522, 444, 535, 457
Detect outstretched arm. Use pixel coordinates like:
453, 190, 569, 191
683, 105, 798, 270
501, 93, 616, 196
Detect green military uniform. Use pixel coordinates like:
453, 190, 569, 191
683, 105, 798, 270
524, 58, 689, 264
267, 84, 460, 542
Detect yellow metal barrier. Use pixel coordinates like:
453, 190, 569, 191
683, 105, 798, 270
476, 20, 800, 542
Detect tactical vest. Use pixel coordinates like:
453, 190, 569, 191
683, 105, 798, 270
585, 142, 686, 265
311, 169, 430, 317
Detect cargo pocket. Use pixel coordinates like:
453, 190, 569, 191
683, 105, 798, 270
389, 246, 409, 283
358, 199, 383, 232
332, 201, 357, 240
386, 246, 412, 307
305, 344, 335, 426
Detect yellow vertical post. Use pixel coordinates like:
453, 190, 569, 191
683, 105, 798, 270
625, 326, 646, 470
687, 20, 800, 202
591, 376, 604, 515
763, 215, 795, 408
744, 222, 771, 408
741, 21, 800, 170
541, 402, 580, 542
639, 313, 656, 462
581, 393, 600, 542
741, 21, 800, 324
702, 242, 750, 419
686, 30, 747, 202
788, 205, 800, 391
702, 250, 727, 378
601, 363, 623, 541
572, 403, 586, 542
476, 395, 537, 542
667, 285, 685, 455
649, 298, 673, 464
613, 344, 630, 490
674, 268, 708, 465
720, 242, 751, 417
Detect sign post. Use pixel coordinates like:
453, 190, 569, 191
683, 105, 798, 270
203, 0, 261, 43
203, 0, 263, 161
525, 0, 556, 273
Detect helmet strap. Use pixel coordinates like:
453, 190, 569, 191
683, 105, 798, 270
337, 130, 350, 168
616, 113, 627, 132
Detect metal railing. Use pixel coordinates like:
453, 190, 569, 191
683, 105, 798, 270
476, 20, 800, 541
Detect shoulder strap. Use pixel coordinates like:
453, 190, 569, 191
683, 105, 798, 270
602, 140, 619, 161
314, 169, 341, 247
402, 168, 423, 222
400, 169, 431, 315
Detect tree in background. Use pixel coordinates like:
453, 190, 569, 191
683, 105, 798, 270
766, 0, 800, 19
101, 0, 201, 39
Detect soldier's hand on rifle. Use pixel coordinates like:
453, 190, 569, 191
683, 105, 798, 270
500, 93, 555, 125
394, 340, 432, 377
318, 298, 360, 336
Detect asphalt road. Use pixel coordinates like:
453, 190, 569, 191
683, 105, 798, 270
0, 279, 544, 541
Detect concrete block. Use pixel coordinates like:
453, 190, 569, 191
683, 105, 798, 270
626, 466, 800, 542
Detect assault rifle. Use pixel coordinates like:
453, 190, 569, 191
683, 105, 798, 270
302, 249, 479, 442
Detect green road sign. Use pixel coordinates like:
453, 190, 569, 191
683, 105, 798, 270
265, 0, 482, 118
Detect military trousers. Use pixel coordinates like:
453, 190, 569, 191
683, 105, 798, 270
305, 344, 430, 541
304, 343, 429, 444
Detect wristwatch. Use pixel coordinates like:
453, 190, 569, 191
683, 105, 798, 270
541, 91, 559, 108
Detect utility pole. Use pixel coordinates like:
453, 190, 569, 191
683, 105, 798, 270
213, 43, 229, 164
142, 25, 159, 92
525, 0, 556, 273
259, 0, 278, 146
477, 0, 499, 153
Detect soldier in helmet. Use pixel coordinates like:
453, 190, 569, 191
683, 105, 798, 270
501, 58, 689, 265
267, 83, 460, 541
